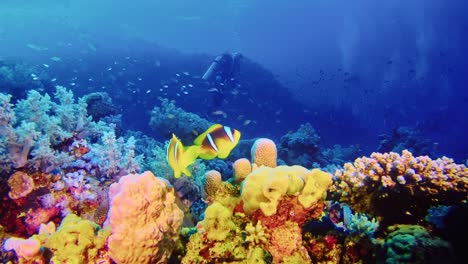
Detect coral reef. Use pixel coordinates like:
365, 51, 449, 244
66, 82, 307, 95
233, 158, 252, 183
7, 171, 34, 199
1, 85, 466, 264
82, 92, 119, 122
331, 150, 468, 227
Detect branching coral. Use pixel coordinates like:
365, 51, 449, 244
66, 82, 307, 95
84, 131, 142, 179
0, 87, 115, 173
244, 221, 269, 247
331, 150, 468, 226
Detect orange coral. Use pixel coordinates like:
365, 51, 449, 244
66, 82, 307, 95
233, 158, 252, 183
8, 171, 34, 199
105, 171, 184, 264
251, 138, 277, 168
331, 150, 468, 226
266, 221, 310, 263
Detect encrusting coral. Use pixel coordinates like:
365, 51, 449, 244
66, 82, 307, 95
7, 171, 34, 199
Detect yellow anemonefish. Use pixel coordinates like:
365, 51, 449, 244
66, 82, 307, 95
167, 124, 241, 178
166, 134, 200, 178
194, 124, 241, 160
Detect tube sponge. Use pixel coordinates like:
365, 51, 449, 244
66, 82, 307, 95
105, 171, 184, 264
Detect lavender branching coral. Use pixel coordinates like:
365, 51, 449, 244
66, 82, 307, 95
0, 86, 116, 173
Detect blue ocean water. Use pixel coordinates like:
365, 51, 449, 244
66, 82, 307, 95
1, 0, 466, 160
1, 1, 468, 263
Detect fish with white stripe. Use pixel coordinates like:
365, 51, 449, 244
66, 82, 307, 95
166, 124, 241, 178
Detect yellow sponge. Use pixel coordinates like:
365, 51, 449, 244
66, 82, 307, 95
298, 169, 332, 208
241, 166, 331, 216
200, 202, 236, 241
46, 214, 109, 264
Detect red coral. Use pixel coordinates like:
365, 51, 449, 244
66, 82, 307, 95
324, 235, 338, 250
250, 196, 325, 229
24, 207, 60, 235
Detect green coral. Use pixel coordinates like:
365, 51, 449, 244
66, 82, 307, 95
376, 225, 454, 264
347, 212, 379, 238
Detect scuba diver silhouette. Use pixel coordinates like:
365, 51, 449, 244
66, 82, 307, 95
202, 52, 243, 109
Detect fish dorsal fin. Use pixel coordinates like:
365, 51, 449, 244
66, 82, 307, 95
194, 124, 223, 145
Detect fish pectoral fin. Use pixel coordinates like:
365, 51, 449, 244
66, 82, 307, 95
173, 168, 182, 179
